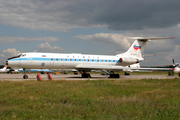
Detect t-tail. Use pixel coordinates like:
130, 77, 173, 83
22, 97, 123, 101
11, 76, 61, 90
2, 65, 7, 70
117, 37, 174, 65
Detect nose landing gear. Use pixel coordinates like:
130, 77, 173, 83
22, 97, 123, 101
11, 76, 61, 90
23, 74, 28, 79
23, 68, 28, 79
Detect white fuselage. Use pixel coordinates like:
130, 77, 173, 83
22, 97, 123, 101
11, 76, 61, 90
0, 69, 8, 72
7, 52, 133, 70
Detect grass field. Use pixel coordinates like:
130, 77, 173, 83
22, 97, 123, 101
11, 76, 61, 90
0, 78, 180, 119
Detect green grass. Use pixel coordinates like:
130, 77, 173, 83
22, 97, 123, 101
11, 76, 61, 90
0, 78, 180, 119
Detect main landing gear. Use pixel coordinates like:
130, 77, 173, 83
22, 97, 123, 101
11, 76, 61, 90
23, 68, 28, 79
109, 71, 120, 78
82, 74, 91, 78
80, 71, 91, 78
124, 72, 130, 76
80, 71, 120, 78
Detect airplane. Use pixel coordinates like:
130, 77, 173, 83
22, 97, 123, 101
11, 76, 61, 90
101, 62, 179, 76
18, 68, 53, 74
0, 65, 19, 74
0, 65, 78, 74
0, 65, 9, 73
135, 59, 180, 76
171, 59, 180, 76
17, 68, 78, 74
4, 37, 174, 79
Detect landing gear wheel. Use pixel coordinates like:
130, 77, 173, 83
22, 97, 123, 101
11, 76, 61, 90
109, 74, 120, 78
168, 71, 174, 76
82, 74, 91, 78
124, 72, 130, 75
23, 74, 28, 79
179, 73, 180, 77
168, 71, 172, 76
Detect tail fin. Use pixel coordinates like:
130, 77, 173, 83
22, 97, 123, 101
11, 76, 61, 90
123, 39, 146, 59
2, 65, 7, 70
121, 37, 174, 59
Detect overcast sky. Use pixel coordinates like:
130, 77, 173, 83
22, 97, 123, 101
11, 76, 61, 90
0, 0, 180, 66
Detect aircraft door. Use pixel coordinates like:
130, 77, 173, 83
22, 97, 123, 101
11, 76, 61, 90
27, 57, 33, 64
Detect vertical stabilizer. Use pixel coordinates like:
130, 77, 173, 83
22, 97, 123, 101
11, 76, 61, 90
123, 40, 146, 59
2, 65, 7, 70
118, 37, 174, 60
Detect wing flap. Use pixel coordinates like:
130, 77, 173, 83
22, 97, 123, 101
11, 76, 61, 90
75, 64, 173, 72
75, 65, 125, 71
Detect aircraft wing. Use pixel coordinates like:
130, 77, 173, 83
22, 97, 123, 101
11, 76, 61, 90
50, 69, 78, 72
131, 68, 173, 71
75, 65, 128, 71
75, 65, 173, 72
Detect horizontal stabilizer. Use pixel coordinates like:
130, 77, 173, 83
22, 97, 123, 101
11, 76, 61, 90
131, 37, 174, 41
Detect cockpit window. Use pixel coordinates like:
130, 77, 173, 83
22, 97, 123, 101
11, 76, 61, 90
7, 53, 22, 60
21, 54, 26, 57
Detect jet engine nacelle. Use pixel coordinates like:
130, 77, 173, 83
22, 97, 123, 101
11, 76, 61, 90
119, 57, 139, 64
173, 67, 180, 73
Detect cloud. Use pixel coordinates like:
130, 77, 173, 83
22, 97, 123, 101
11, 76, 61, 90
0, 48, 21, 64
37, 42, 64, 51
165, 45, 180, 62
75, 33, 176, 53
75, 33, 131, 51
145, 40, 175, 54
0, 36, 60, 44
0, 48, 21, 57
75, 32, 178, 65
0, 0, 180, 66
0, 0, 180, 31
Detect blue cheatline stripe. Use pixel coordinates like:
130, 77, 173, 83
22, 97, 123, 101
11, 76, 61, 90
9, 58, 21, 61
9, 57, 120, 63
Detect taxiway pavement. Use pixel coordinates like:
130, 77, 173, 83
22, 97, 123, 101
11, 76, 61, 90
0, 73, 178, 81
